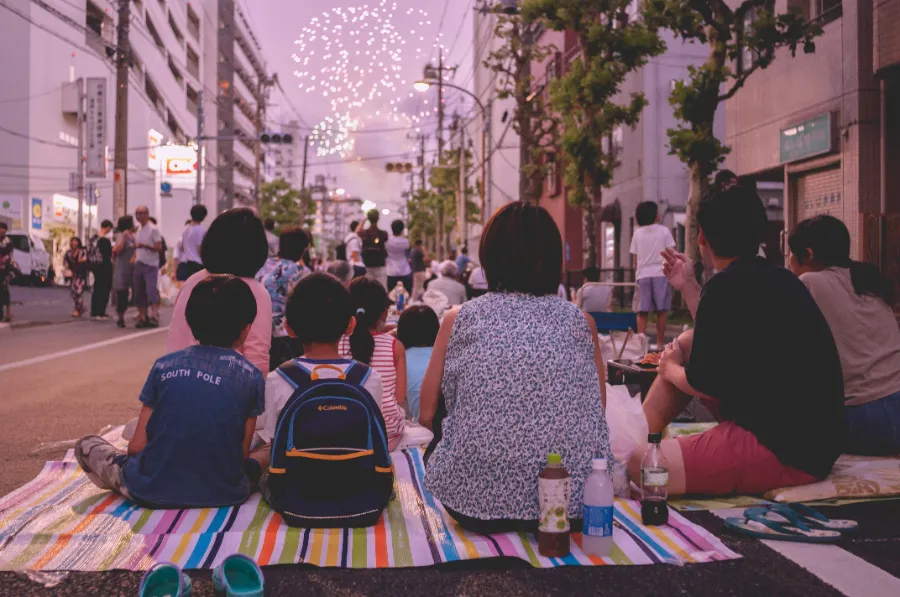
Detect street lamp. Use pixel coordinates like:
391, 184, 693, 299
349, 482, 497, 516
413, 79, 493, 225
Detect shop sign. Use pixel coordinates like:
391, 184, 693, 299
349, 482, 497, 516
780, 113, 833, 164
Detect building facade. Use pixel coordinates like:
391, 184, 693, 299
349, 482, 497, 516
0, 0, 205, 247
264, 120, 303, 187
0, 0, 272, 252
724, 0, 899, 278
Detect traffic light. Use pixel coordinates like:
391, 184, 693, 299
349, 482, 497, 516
385, 162, 413, 173
260, 132, 294, 144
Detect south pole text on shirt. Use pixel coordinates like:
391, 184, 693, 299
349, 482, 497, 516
159, 369, 222, 385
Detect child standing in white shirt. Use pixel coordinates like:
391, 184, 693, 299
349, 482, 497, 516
630, 202, 676, 348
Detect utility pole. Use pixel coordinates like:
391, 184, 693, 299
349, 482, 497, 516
485, 98, 493, 221
301, 135, 309, 191
437, 51, 445, 159
76, 77, 85, 241
113, 0, 131, 220
419, 134, 427, 191
194, 90, 203, 205
255, 75, 276, 210
457, 115, 467, 252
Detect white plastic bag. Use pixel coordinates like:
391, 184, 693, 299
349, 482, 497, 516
598, 332, 648, 363
606, 383, 648, 463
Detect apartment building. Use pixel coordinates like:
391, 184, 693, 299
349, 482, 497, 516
264, 120, 304, 187
199, 0, 270, 214
725, 0, 899, 276
0, 0, 205, 245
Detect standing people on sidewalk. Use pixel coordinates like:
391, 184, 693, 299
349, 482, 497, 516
342, 221, 366, 278
112, 216, 136, 329
0, 222, 15, 323
630, 201, 676, 348
264, 218, 279, 258
89, 220, 114, 320
386, 219, 412, 293
455, 246, 471, 276
175, 205, 208, 285
133, 206, 163, 329
64, 237, 88, 318
410, 239, 427, 299
360, 210, 388, 289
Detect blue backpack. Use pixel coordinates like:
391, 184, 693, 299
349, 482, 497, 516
267, 360, 394, 528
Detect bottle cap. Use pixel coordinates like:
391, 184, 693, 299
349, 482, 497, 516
592, 458, 607, 471
648, 432, 663, 443
547, 453, 562, 465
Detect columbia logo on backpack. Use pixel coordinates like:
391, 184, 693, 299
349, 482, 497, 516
267, 360, 394, 528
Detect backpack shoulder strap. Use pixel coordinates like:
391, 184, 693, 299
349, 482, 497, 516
276, 359, 313, 392
344, 361, 371, 388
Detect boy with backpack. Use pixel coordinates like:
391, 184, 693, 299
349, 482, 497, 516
251, 272, 393, 527
75, 275, 265, 508
360, 210, 388, 289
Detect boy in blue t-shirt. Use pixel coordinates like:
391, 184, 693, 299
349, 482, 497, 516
75, 275, 265, 507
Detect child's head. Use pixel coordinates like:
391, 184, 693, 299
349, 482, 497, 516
186, 275, 257, 348
285, 272, 354, 345
347, 277, 390, 364
397, 305, 440, 349
635, 202, 659, 227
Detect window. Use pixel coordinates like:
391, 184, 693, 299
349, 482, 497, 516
186, 85, 199, 116
133, 0, 143, 13
815, 0, 842, 25
168, 11, 184, 46
145, 15, 165, 52
738, 9, 755, 74
787, 0, 811, 21
145, 76, 163, 115
187, 5, 201, 41
85, 1, 114, 58
129, 50, 144, 79
612, 126, 624, 155
168, 55, 184, 86
186, 44, 200, 78
546, 152, 560, 196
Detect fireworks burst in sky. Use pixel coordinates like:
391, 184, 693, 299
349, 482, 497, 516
293, 1, 444, 157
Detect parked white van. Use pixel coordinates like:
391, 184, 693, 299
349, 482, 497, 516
7, 230, 51, 285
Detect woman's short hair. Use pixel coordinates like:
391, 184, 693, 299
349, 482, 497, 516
200, 208, 269, 278
479, 202, 563, 296
116, 215, 134, 233
278, 226, 311, 262
391, 219, 405, 236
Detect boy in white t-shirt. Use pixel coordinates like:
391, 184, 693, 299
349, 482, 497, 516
249, 272, 383, 477
630, 202, 676, 348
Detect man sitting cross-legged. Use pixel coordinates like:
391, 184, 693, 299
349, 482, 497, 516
628, 185, 845, 496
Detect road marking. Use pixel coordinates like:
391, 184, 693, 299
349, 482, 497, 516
0, 327, 169, 373
714, 509, 900, 596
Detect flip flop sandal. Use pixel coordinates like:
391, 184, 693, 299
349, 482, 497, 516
213, 553, 264, 597
725, 507, 842, 544
139, 562, 192, 597
767, 503, 858, 534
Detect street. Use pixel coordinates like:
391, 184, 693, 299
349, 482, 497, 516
0, 299, 171, 497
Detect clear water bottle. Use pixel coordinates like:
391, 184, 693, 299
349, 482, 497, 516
582, 458, 614, 557
640, 432, 669, 526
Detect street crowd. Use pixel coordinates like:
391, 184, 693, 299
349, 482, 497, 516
59, 180, 898, 539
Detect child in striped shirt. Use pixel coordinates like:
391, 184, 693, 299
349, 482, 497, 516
340, 277, 406, 451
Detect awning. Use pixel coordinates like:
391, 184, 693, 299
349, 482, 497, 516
598, 199, 621, 223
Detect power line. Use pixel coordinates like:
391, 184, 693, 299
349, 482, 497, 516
0, 85, 63, 105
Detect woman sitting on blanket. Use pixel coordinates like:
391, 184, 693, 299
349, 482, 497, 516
788, 215, 900, 456
633, 186, 845, 497
420, 201, 611, 534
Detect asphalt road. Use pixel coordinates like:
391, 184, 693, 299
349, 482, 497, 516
1, 290, 899, 596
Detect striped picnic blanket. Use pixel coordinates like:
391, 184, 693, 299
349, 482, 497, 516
0, 448, 739, 571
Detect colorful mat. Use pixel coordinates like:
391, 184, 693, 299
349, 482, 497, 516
0, 449, 739, 571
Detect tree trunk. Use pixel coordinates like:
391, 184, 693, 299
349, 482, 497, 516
685, 161, 708, 264
582, 191, 599, 270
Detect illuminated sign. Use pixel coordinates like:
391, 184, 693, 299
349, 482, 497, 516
147, 129, 164, 169
155, 145, 198, 189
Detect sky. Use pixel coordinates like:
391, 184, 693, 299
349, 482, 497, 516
245, 0, 476, 215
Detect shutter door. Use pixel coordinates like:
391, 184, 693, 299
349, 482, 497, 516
795, 167, 842, 222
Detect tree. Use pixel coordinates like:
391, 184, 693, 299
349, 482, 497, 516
523, 0, 665, 268
646, 0, 821, 263
483, 2, 558, 202
259, 178, 315, 231
408, 145, 480, 254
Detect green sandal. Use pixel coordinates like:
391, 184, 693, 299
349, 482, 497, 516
725, 507, 843, 544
